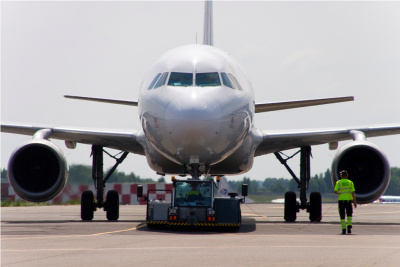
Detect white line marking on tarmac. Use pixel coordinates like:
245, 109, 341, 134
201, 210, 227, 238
3, 244, 400, 252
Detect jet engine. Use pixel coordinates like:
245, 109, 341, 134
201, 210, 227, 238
331, 141, 390, 204
7, 139, 68, 202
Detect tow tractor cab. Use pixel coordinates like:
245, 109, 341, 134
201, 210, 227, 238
137, 177, 248, 229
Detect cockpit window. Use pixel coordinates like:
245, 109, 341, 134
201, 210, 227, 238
221, 72, 235, 89
148, 73, 162, 90
228, 73, 243, 91
168, 72, 193, 86
154, 72, 169, 89
195, 72, 221, 87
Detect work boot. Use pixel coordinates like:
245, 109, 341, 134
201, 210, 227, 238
342, 229, 346, 235
347, 226, 352, 234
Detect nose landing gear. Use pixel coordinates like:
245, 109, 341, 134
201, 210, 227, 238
186, 163, 208, 180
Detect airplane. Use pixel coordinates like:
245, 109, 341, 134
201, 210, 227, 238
2, 0, 400, 222
374, 196, 400, 204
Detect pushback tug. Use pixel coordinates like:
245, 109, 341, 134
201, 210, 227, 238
138, 177, 248, 229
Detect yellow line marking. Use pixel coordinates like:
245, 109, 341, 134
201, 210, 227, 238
3, 225, 145, 240
90, 227, 138, 236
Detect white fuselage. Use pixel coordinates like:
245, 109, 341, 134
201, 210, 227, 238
138, 45, 259, 176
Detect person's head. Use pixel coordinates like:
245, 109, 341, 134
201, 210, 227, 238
191, 183, 198, 190
339, 170, 349, 179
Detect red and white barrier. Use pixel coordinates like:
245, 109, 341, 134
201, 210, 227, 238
1, 182, 173, 205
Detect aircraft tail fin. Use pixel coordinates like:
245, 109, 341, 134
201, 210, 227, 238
217, 176, 232, 197
203, 0, 213, 46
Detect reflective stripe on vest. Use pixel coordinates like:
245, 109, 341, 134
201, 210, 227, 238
338, 179, 354, 202
338, 181, 352, 194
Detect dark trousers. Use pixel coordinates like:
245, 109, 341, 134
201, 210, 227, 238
338, 200, 353, 219
338, 200, 353, 229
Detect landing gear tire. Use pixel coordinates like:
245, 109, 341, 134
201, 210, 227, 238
284, 191, 297, 222
309, 192, 322, 222
81, 190, 95, 221
106, 190, 119, 221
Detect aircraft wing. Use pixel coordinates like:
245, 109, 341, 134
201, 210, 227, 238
64, 95, 138, 106
255, 124, 400, 156
255, 96, 354, 113
1, 122, 145, 155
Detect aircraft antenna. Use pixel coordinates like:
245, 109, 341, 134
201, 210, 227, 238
203, 0, 213, 46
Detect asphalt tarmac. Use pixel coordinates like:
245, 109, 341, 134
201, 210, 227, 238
2, 203, 400, 266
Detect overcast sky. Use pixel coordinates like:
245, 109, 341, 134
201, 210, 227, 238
2, 1, 400, 182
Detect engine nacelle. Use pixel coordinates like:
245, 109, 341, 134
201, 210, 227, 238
8, 139, 68, 202
331, 141, 390, 204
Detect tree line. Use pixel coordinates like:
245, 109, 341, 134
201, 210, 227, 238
228, 168, 400, 196
67, 164, 157, 184
0, 165, 156, 185
1, 165, 400, 195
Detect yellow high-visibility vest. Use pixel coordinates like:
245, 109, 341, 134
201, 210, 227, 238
335, 179, 355, 201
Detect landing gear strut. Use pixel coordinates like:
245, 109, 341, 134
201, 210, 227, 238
81, 145, 129, 221
274, 146, 322, 222
186, 163, 208, 180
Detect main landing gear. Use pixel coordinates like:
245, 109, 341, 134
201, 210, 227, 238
81, 145, 129, 221
274, 146, 322, 222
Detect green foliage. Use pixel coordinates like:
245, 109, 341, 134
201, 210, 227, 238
263, 178, 290, 193
1, 199, 49, 207
157, 176, 166, 183
323, 169, 332, 189
68, 164, 92, 184
384, 167, 400, 195
67, 164, 155, 184
3, 164, 400, 198
1, 168, 7, 178
288, 179, 298, 192
228, 177, 260, 194
227, 167, 400, 196
1, 199, 81, 207
228, 180, 238, 192
308, 174, 329, 193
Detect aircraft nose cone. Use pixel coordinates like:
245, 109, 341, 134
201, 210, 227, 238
165, 96, 222, 158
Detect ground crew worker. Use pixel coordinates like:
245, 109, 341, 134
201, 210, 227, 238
186, 184, 202, 201
334, 170, 357, 234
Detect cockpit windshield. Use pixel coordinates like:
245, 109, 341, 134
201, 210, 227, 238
147, 72, 168, 90
174, 181, 213, 207
149, 71, 240, 89
167, 72, 222, 87
168, 72, 193, 87
195, 72, 221, 87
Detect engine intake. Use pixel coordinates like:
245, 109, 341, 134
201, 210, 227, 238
8, 139, 68, 202
331, 141, 390, 204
